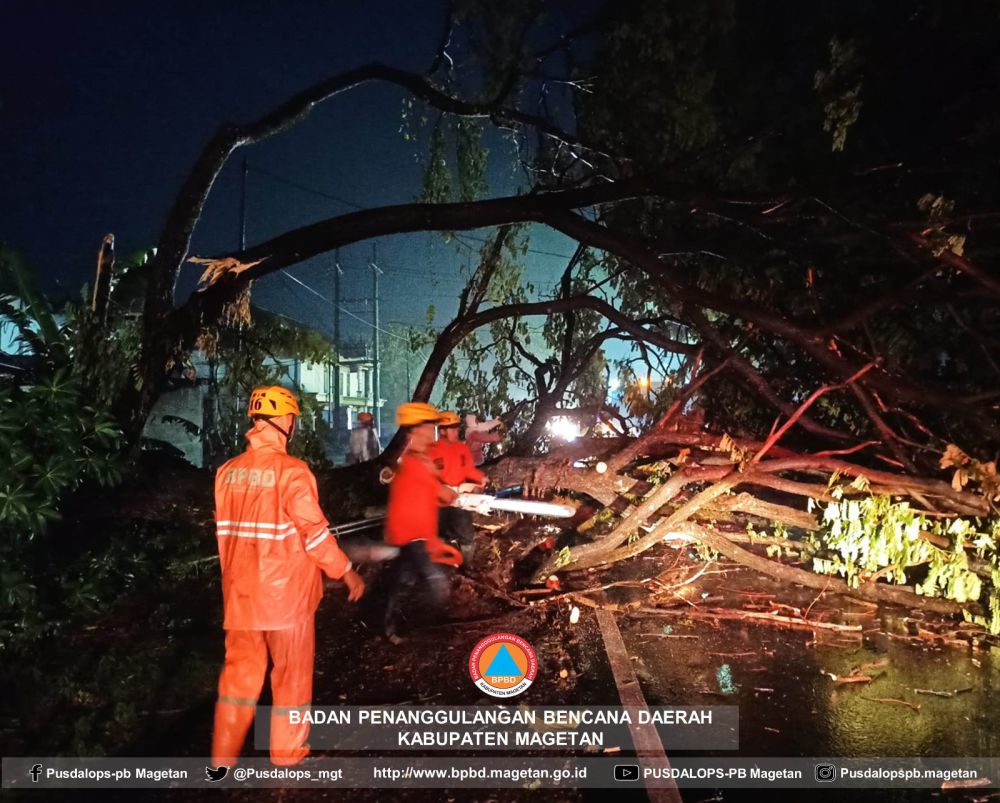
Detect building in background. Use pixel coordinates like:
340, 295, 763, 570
331, 339, 382, 436
144, 334, 383, 468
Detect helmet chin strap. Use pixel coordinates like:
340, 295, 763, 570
263, 417, 295, 442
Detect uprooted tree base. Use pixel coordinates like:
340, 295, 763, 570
483, 421, 999, 635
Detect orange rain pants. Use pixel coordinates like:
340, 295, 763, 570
211, 618, 315, 767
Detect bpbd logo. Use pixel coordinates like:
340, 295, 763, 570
469, 633, 537, 697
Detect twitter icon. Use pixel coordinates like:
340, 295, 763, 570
205, 766, 229, 782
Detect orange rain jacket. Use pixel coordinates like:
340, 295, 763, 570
214, 424, 352, 630
385, 450, 455, 546
429, 439, 485, 487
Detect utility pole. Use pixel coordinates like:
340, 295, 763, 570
333, 249, 342, 447
239, 156, 248, 251
231, 155, 250, 455
371, 243, 382, 436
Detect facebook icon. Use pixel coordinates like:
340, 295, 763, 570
29, 764, 43, 782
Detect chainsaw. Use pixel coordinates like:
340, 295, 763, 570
336, 488, 574, 567
449, 489, 575, 519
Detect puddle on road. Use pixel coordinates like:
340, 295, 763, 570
616, 569, 999, 760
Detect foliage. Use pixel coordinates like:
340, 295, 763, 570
0, 253, 127, 534
438, 231, 532, 431
0, 249, 128, 650
399, 1, 1000, 465
555, 0, 1000, 456
917, 194, 967, 258
814, 36, 864, 152
0, 371, 122, 535
1, 516, 220, 754
419, 122, 453, 205
416, 117, 490, 208
578, 0, 735, 170
199, 307, 337, 469
808, 492, 1000, 634
940, 443, 1000, 504
1, 255, 220, 754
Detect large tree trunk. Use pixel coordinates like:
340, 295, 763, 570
486, 426, 991, 622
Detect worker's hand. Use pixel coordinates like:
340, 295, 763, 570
342, 569, 365, 602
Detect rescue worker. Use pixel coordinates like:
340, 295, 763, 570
377, 402, 457, 642
465, 413, 503, 466
347, 411, 381, 464
212, 386, 365, 768
430, 411, 486, 567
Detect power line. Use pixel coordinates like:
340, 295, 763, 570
243, 166, 427, 359
255, 303, 431, 363
249, 162, 577, 261
253, 303, 317, 330
451, 232, 574, 261
278, 269, 409, 342
250, 164, 364, 211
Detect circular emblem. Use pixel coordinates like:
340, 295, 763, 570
469, 633, 537, 698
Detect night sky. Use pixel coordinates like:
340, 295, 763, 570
1, 0, 581, 347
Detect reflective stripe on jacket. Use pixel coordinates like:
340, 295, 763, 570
214, 423, 351, 630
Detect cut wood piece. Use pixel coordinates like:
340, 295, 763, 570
634, 605, 863, 633
831, 674, 873, 684
595, 608, 682, 803
913, 686, 973, 697
861, 696, 921, 711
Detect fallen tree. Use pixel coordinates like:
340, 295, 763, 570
103, 4, 999, 473
59, 3, 995, 631
487, 397, 999, 631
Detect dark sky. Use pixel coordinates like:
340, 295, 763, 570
1, 0, 581, 345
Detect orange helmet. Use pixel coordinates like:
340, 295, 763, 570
358, 411, 374, 424
437, 411, 461, 427
248, 386, 300, 418
396, 401, 441, 427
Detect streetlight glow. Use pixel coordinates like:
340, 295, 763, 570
548, 416, 581, 442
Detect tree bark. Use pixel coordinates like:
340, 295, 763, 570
677, 522, 967, 616
91, 234, 115, 327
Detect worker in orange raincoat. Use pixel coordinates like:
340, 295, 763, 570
373, 402, 457, 641
429, 411, 486, 567
211, 386, 365, 767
